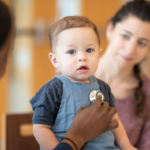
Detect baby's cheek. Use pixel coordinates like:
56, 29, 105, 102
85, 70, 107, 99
63, 62, 74, 74
91, 59, 99, 69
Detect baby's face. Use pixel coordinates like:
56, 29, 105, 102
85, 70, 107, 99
54, 27, 100, 83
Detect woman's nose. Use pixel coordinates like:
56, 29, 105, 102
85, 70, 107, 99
126, 40, 137, 55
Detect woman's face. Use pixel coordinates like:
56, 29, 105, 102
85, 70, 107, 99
106, 16, 150, 68
0, 27, 14, 78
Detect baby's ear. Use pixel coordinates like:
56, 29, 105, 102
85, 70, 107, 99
49, 53, 60, 68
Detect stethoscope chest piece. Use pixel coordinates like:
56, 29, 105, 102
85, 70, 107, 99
89, 90, 105, 103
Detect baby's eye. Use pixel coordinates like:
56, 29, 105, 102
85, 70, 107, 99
86, 48, 93, 53
138, 41, 147, 47
68, 50, 76, 54
121, 34, 129, 39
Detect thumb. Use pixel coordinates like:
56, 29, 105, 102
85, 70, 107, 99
93, 94, 102, 106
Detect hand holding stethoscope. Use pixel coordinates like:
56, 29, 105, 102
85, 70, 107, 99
80, 90, 105, 150
89, 90, 105, 103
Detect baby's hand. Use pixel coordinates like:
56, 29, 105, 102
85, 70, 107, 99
122, 144, 138, 150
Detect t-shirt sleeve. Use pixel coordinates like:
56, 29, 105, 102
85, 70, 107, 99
30, 77, 63, 126
97, 78, 115, 107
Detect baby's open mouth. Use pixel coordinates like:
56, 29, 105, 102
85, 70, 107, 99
78, 65, 89, 70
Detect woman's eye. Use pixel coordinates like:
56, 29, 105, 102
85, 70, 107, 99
86, 48, 93, 53
138, 41, 147, 47
68, 50, 76, 54
121, 34, 129, 39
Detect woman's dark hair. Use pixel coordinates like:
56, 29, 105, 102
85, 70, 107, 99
110, 0, 150, 121
111, 0, 150, 26
0, 1, 12, 48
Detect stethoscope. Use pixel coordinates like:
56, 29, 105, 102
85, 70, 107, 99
89, 90, 105, 103
80, 90, 105, 150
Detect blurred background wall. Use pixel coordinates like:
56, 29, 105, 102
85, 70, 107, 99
0, 0, 149, 149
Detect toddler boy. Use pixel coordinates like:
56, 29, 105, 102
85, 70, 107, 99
30, 16, 136, 150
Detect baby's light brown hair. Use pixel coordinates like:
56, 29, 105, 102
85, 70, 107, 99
49, 16, 100, 52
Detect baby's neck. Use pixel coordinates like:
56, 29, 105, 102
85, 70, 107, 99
63, 75, 90, 83
69, 78, 90, 83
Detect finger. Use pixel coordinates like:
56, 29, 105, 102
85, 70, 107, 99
101, 101, 109, 110
107, 108, 117, 120
108, 107, 113, 111
93, 94, 102, 107
108, 119, 119, 130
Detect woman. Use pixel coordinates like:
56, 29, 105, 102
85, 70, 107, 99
0, 2, 118, 150
95, 0, 150, 149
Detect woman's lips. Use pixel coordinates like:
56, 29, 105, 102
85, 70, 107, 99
120, 54, 132, 62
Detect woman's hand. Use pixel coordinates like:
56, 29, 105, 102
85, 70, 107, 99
63, 95, 119, 150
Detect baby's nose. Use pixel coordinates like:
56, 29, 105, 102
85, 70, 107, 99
78, 57, 87, 61
78, 54, 87, 61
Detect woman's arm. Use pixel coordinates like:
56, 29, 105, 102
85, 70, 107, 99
33, 124, 59, 150
113, 113, 137, 150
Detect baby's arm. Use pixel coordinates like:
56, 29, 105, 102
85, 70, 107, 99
113, 113, 137, 150
33, 124, 59, 150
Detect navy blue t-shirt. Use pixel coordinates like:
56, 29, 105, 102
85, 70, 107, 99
30, 76, 115, 126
